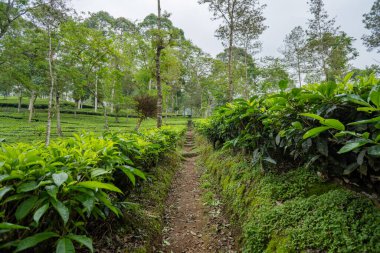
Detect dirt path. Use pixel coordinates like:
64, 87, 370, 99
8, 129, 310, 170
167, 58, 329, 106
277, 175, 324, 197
161, 130, 236, 253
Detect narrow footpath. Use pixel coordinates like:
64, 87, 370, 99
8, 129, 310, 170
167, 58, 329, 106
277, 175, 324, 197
161, 129, 236, 253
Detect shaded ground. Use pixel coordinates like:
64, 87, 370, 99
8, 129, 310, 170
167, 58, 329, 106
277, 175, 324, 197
162, 130, 236, 253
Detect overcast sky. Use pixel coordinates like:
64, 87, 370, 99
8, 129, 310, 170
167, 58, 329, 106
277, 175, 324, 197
71, 0, 378, 69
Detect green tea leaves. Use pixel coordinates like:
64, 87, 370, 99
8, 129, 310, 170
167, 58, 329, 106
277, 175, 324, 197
0, 222, 29, 230
51, 199, 70, 225
33, 203, 50, 224
303, 126, 331, 139
15, 196, 38, 221
0, 128, 182, 251
338, 140, 371, 154
76, 181, 123, 194
56, 238, 75, 253
67, 234, 93, 253
52, 172, 69, 187
14, 232, 59, 252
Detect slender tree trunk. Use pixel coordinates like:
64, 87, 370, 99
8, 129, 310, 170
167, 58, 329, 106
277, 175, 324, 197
111, 83, 115, 113
200, 91, 203, 117
28, 91, 36, 123
317, 22, 328, 81
244, 46, 249, 99
165, 96, 168, 119
115, 105, 120, 123
94, 73, 98, 112
17, 91, 22, 113
171, 92, 175, 116
156, 0, 163, 128
227, 23, 234, 101
46, 27, 54, 146
135, 117, 143, 131
103, 102, 109, 130
74, 99, 78, 117
56, 91, 62, 137
297, 57, 302, 88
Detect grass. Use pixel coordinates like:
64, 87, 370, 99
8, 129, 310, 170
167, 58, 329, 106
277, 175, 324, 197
0, 105, 189, 143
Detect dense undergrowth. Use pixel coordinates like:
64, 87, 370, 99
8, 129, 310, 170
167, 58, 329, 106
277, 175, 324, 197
93, 151, 182, 252
195, 75, 380, 252
196, 74, 380, 193
0, 126, 185, 252
197, 137, 380, 252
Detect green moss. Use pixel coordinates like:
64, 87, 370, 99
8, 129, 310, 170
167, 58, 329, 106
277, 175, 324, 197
306, 182, 339, 196
123, 151, 182, 252
129, 247, 147, 253
197, 136, 380, 253
265, 235, 294, 253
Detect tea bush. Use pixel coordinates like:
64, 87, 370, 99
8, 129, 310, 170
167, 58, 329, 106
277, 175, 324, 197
0, 126, 184, 252
196, 73, 380, 192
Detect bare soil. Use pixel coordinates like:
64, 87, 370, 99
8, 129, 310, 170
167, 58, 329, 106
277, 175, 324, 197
161, 130, 237, 253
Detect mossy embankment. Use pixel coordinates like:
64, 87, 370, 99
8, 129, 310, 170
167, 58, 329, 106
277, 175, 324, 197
93, 150, 182, 253
196, 136, 380, 253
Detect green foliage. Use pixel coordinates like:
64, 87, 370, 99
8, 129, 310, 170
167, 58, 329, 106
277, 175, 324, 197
195, 76, 380, 191
0, 108, 188, 143
362, 0, 380, 53
0, 127, 184, 252
198, 143, 380, 252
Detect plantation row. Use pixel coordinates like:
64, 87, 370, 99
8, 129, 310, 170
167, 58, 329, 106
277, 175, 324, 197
195, 74, 380, 252
0, 127, 185, 252
197, 74, 380, 193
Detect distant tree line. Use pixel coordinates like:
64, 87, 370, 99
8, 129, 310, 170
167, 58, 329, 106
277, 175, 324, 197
0, 0, 379, 139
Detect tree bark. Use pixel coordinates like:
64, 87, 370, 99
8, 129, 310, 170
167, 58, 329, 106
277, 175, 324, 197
94, 73, 98, 112
28, 91, 36, 123
165, 96, 168, 119
115, 105, 120, 123
156, 0, 163, 128
17, 91, 22, 113
103, 102, 109, 130
244, 45, 249, 99
56, 91, 62, 137
111, 84, 115, 113
135, 117, 143, 131
45, 27, 54, 146
297, 56, 302, 88
171, 92, 175, 115
227, 22, 234, 101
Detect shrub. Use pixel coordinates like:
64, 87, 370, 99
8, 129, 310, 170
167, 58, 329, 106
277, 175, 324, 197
195, 74, 380, 193
0, 127, 183, 252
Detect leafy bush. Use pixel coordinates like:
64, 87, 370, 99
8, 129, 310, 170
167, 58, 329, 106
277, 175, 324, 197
0, 126, 184, 252
195, 73, 380, 192
198, 143, 380, 252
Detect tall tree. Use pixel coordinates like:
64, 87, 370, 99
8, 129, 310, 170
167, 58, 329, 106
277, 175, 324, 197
282, 26, 308, 87
258, 57, 293, 93
306, 0, 337, 80
216, 47, 258, 98
31, 0, 67, 145
236, 21, 262, 97
306, 0, 357, 81
0, 18, 48, 121
363, 0, 380, 53
199, 0, 266, 101
0, 0, 46, 38
156, 0, 163, 127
